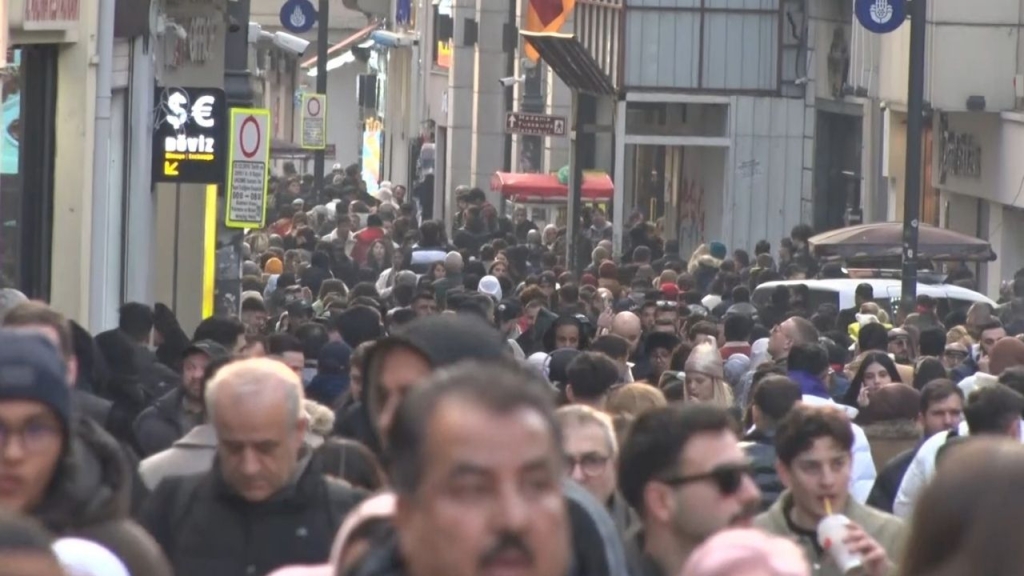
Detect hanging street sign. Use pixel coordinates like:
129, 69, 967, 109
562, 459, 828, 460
280, 0, 317, 34
300, 93, 328, 150
152, 87, 227, 184
855, 0, 906, 34
505, 111, 567, 137
225, 108, 271, 229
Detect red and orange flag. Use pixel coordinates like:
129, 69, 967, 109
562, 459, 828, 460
524, 0, 576, 61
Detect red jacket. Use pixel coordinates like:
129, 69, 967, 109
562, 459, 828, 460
350, 226, 386, 266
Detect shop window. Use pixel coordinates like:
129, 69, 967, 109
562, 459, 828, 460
433, 0, 453, 69
0, 46, 57, 297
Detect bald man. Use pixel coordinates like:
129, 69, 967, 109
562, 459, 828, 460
140, 359, 364, 576
610, 311, 652, 381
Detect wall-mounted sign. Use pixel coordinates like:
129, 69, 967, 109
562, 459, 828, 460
24, 0, 81, 31
854, 0, 906, 34
280, 0, 317, 34
300, 93, 327, 150
152, 87, 227, 184
225, 108, 271, 229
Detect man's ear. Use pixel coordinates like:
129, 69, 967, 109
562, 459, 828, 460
775, 460, 793, 490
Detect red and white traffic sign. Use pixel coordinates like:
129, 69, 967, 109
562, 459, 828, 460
226, 108, 271, 229
300, 93, 327, 150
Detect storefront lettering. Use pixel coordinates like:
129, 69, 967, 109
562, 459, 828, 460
25, 0, 80, 24
939, 114, 982, 184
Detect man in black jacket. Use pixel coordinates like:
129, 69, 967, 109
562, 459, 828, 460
740, 375, 802, 510
140, 358, 363, 576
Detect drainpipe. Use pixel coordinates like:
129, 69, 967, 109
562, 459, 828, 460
89, 0, 116, 332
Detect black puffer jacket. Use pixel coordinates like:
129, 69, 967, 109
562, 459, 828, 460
35, 417, 172, 576
140, 454, 364, 576
740, 428, 784, 511
133, 388, 193, 457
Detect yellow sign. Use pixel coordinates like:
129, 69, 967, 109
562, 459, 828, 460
437, 40, 452, 68
164, 161, 180, 176
300, 93, 327, 150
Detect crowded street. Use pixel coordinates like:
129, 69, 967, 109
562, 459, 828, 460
3, 0, 1024, 575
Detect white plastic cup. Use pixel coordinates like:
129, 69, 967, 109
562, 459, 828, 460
817, 514, 864, 574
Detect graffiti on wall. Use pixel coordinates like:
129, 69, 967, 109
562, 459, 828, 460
677, 179, 706, 256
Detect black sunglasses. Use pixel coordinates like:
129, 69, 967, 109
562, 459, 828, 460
658, 463, 753, 496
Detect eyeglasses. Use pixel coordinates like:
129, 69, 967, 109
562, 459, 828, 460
0, 421, 62, 454
656, 300, 679, 309
658, 463, 753, 496
564, 453, 611, 477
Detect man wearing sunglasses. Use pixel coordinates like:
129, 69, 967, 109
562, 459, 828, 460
618, 405, 761, 576
755, 405, 904, 576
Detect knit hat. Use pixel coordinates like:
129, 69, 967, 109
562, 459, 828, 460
0, 330, 71, 436
708, 241, 728, 260
989, 337, 1024, 376
265, 257, 284, 275
685, 342, 724, 379
660, 283, 680, 299
478, 275, 502, 301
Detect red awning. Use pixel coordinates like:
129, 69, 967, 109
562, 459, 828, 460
490, 172, 613, 202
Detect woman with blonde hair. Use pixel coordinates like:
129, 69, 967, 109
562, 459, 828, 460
684, 342, 734, 408
606, 382, 668, 419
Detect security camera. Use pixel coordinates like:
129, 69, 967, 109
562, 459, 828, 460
272, 31, 311, 56
499, 76, 524, 88
370, 30, 417, 48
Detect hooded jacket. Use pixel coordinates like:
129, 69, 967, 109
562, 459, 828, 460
140, 453, 365, 576
35, 417, 173, 576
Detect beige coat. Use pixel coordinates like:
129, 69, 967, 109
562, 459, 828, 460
754, 491, 906, 576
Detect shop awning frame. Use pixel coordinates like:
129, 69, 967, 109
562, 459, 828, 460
521, 31, 615, 96
491, 171, 614, 202
301, 21, 381, 69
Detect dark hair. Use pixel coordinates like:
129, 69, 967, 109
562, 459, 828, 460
193, 316, 245, 351
919, 379, 964, 414
753, 375, 802, 423
314, 438, 387, 491
913, 357, 948, 390
775, 405, 855, 466
633, 246, 652, 263
543, 315, 590, 352
590, 334, 630, 361
857, 322, 890, 353
118, 302, 154, 342
919, 327, 947, 357
618, 405, 736, 512
731, 285, 751, 303
964, 384, 1024, 435
854, 283, 874, 300
388, 360, 560, 495
723, 314, 753, 342
267, 333, 303, 357
566, 352, 620, 401
669, 342, 694, 372
787, 342, 829, 375
754, 240, 771, 256
841, 351, 903, 406
295, 322, 330, 360
687, 320, 718, 342
733, 249, 750, 268
999, 367, 1024, 399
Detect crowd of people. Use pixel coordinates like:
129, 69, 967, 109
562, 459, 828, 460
2, 164, 1024, 575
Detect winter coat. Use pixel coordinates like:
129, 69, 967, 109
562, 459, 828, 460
866, 445, 920, 514
35, 417, 173, 576
860, 419, 921, 471
754, 491, 905, 576
133, 388, 198, 457
334, 401, 381, 457
140, 454, 365, 576
138, 424, 218, 491
740, 428, 784, 511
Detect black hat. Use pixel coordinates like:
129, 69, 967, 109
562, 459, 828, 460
183, 340, 230, 361
0, 330, 71, 436
496, 299, 522, 324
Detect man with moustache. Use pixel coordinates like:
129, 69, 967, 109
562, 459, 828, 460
618, 404, 762, 576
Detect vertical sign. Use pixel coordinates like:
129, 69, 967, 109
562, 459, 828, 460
300, 93, 327, 150
225, 108, 271, 229
24, 0, 81, 30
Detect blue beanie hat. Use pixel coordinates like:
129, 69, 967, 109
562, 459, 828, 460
709, 241, 728, 260
0, 330, 71, 434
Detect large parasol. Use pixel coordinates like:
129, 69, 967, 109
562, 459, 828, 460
809, 222, 996, 262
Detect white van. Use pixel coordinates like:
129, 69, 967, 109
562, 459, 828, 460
752, 279, 994, 319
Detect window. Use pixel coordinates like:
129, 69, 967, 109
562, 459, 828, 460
0, 49, 22, 287
433, 0, 453, 68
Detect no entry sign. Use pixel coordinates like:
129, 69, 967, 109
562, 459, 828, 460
225, 108, 271, 229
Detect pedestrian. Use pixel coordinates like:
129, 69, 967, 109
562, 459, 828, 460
139, 358, 364, 575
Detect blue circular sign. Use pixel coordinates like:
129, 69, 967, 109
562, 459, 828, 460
855, 0, 907, 34
280, 0, 317, 34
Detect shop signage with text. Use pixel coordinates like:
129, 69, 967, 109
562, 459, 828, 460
152, 87, 227, 184
24, 0, 81, 30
